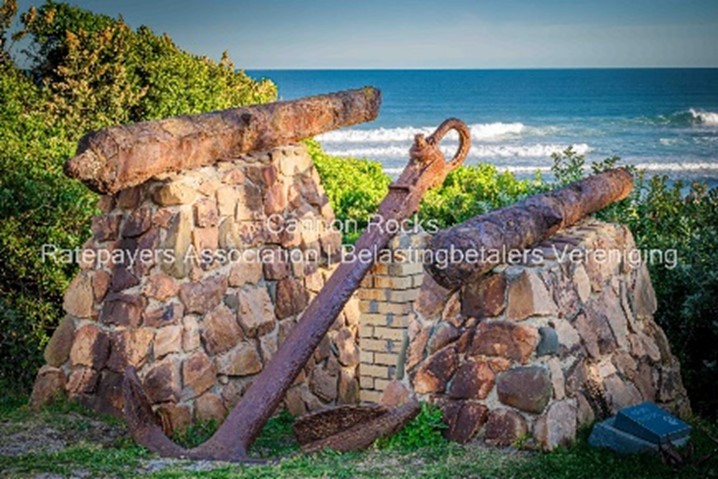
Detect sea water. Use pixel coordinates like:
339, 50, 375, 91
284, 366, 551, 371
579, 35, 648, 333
248, 69, 718, 184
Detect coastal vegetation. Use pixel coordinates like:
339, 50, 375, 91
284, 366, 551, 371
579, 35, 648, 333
0, 0, 276, 387
0, 1, 717, 476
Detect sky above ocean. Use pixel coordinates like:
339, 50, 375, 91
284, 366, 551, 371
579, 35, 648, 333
13, 0, 718, 68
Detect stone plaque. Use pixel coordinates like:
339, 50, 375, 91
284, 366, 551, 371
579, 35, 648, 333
613, 402, 691, 445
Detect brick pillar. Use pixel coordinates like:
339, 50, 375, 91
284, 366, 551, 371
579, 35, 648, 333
357, 230, 427, 402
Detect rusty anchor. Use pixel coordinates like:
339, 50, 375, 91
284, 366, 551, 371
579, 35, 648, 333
122, 118, 471, 461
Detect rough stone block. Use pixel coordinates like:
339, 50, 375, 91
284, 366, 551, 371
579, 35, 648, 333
310, 367, 338, 402
160, 209, 193, 278
30, 366, 66, 409
144, 273, 179, 301
143, 359, 181, 403
496, 366, 552, 414
228, 260, 263, 286
179, 275, 228, 314
441, 400, 488, 443
426, 322, 460, 355
484, 408, 528, 447
449, 359, 495, 400
412, 346, 458, 394
275, 277, 309, 319
106, 328, 154, 371
202, 304, 243, 355
63, 272, 94, 318
44, 317, 75, 367
153, 182, 197, 206
69, 324, 110, 369
194, 197, 219, 227
470, 321, 538, 363
142, 302, 184, 328
154, 325, 183, 359
122, 207, 152, 237
214, 342, 263, 376
534, 399, 577, 450
506, 270, 557, 321
182, 350, 216, 399
461, 273, 506, 319
236, 286, 275, 337
414, 273, 450, 319
537, 326, 559, 356
195, 392, 228, 423
334, 329, 360, 367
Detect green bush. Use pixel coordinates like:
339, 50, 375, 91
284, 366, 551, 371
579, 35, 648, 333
418, 163, 543, 229
0, 62, 83, 387
308, 143, 542, 241
0, 0, 276, 390
376, 403, 447, 450
307, 139, 391, 243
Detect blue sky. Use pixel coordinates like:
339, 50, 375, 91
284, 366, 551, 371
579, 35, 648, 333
15, 0, 718, 68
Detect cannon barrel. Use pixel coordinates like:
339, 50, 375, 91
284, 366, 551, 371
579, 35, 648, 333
64, 87, 381, 194
425, 168, 634, 289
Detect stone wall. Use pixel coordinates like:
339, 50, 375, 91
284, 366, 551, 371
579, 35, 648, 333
33, 144, 361, 431
356, 219, 690, 450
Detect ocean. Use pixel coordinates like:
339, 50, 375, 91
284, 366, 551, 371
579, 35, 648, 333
248, 69, 718, 184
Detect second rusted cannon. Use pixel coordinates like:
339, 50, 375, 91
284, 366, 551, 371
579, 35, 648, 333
425, 168, 634, 289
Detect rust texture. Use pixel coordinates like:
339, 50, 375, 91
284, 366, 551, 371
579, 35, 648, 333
425, 168, 634, 289
65, 87, 382, 194
298, 399, 420, 453
122, 117, 472, 461
293, 404, 388, 445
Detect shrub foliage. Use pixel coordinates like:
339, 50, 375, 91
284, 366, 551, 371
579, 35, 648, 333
0, 0, 276, 387
307, 139, 391, 243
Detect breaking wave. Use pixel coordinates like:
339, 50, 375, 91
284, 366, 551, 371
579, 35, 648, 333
639, 109, 718, 127
633, 162, 718, 172
385, 161, 718, 177
317, 122, 526, 143
324, 142, 591, 159
689, 109, 718, 126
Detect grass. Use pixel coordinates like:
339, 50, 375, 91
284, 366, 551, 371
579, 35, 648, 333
1, 393, 717, 478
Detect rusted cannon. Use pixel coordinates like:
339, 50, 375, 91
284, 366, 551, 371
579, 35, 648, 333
122, 118, 471, 461
425, 168, 634, 289
65, 87, 381, 194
